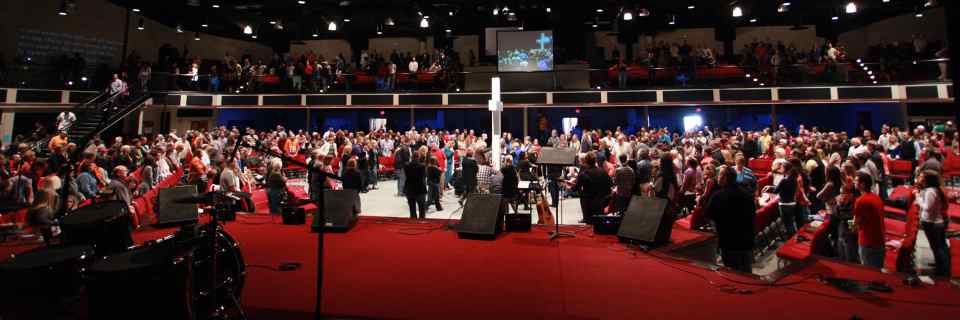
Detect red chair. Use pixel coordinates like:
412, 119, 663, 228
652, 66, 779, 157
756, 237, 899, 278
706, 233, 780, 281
887, 159, 914, 184
944, 158, 960, 179
749, 159, 773, 178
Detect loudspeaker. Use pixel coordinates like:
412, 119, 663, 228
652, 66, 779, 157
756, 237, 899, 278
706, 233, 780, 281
283, 207, 306, 225
156, 185, 199, 226
538, 147, 578, 166
505, 213, 531, 232
617, 196, 675, 247
311, 190, 360, 232
456, 193, 506, 240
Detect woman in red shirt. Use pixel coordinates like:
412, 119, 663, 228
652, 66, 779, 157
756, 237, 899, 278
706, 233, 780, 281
853, 172, 885, 269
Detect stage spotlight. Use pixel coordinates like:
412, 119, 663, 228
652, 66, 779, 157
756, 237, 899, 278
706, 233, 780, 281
732, 6, 743, 17
493, 7, 499, 15
177, 24, 184, 33
194, 32, 200, 41
212, 3, 220, 8
385, 17, 395, 26
132, 8, 141, 12
845, 2, 857, 14
546, 7, 551, 13
328, 21, 337, 31
201, 23, 208, 28
623, 10, 633, 21
243, 25, 253, 34
746, 74, 751, 78
81, 76, 88, 82
58, 0, 69, 15
298, 0, 306, 4
420, 17, 429, 28
832, 16, 839, 21
750, 18, 757, 23
596, 8, 604, 13
137, 18, 145, 30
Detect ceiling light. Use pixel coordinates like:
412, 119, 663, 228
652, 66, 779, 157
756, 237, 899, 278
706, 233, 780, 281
194, 32, 200, 41
449, 11, 454, 16
137, 18, 144, 30
344, 18, 351, 22
832, 15, 839, 21
201, 23, 209, 28
502, 6, 509, 12
211, 3, 220, 8
873, 81, 878, 84
638, 9, 650, 17
623, 10, 633, 21
251, 35, 258, 39
420, 17, 429, 28
269, 20, 277, 25
298, 0, 306, 4
132, 8, 141, 12
883, 0, 890, 2
493, 7, 499, 15
596, 8, 604, 13
243, 25, 253, 34
732, 6, 743, 17
546, 7, 551, 13
845, 2, 857, 14
377, 30, 383, 35
176, 24, 183, 33
915, 9, 924, 18
57, 0, 69, 15
385, 17, 395, 26
592, 23, 598, 28
746, 74, 751, 78
668, 15, 677, 25
328, 21, 337, 31
924, 0, 934, 7
750, 18, 757, 23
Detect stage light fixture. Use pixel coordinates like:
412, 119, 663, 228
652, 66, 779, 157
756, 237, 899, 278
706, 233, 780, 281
420, 17, 429, 28
623, 10, 633, 21
750, 18, 757, 23
344, 18, 351, 22
873, 81, 878, 84
924, 0, 934, 7
212, 3, 220, 8
243, 25, 253, 34
385, 17, 395, 26
251, 34, 258, 39
832, 15, 840, 21
596, 8, 604, 13
546, 7, 551, 13
637, 9, 650, 17
493, 7, 499, 15
269, 20, 277, 25
845, 2, 857, 14
883, 0, 890, 2
328, 21, 338, 31
81, 76, 88, 82
446, 27, 452, 33
58, 0, 69, 15
746, 74, 751, 78
176, 24, 184, 33
132, 8, 141, 12
502, 6, 509, 12
137, 18, 144, 30
668, 15, 676, 25
915, 8, 924, 18
194, 32, 200, 41
298, 0, 306, 4
732, 6, 743, 17
449, 11, 454, 16
201, 23, 208, 28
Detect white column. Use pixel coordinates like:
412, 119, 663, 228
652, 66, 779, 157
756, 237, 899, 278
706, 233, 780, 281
489, 77, 503, 170
136, 109, 145, 135
1, 111, 14, 148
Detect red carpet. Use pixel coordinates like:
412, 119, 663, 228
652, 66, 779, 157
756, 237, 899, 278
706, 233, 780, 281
3, 215, 959, 319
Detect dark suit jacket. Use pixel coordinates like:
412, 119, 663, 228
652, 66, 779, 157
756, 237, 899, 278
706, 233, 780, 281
342, 169, 363, 191
705, 185, 756, 251
461, 157, 479, 186
404, 161, 427, 196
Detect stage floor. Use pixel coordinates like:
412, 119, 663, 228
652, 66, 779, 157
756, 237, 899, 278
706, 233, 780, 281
3, 214, 958, 320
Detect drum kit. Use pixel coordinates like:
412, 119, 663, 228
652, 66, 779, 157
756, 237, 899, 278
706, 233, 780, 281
0, 193, 247, 320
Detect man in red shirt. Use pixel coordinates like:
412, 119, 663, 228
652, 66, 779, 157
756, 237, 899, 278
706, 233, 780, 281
853, 172, 886, 269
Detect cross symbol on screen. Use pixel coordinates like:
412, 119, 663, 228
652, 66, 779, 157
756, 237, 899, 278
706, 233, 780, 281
536, 33, 551, 50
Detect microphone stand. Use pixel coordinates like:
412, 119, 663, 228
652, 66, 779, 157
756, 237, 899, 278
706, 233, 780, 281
239, 141, 341, 320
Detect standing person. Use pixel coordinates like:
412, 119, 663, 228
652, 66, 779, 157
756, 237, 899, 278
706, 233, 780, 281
616, 58, 629, 89
443, 141, 456, 188
570, 152, 613, 225
394, 138, 411, 197
705, 166, 756, 273
404, 152, 428, 219
613, 154, 635, 213
426, 156, 444, 212
460, 148, 479, 202
56, 111, 77, 134
853, 172, 885, 269
341, 159, 364, 191
914, 170, 952, 277
386, 60, 397, 91
500, 157, 520, 213
266, 159, 287, 215
770, 162, 800, 236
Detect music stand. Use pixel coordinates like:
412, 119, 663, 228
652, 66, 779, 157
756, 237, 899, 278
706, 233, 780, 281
537, 148, 578, 241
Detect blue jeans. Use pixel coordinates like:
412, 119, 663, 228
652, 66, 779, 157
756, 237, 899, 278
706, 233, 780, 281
859, 245, 885, 269
922, 222, 952, 276
396, 169, 406, 196
618, 71, 628, 88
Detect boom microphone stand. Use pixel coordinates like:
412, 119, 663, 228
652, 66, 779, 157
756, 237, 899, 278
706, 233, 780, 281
239, 141, 340, 320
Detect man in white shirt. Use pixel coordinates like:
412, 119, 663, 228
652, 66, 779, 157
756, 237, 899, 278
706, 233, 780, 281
408, 58, 419, 74
56, 111, 77, 133
109, 74, 124, 95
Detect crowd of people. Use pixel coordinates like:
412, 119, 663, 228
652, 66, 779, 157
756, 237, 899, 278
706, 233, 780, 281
0, 115, 955, 276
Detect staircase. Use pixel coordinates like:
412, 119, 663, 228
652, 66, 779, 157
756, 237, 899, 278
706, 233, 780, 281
38, 90, 153, 156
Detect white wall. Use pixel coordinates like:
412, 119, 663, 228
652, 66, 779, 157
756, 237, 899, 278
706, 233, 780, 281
368, 37, 433, 56
734, 25, 822, 52
839, 7, 946, 57
0, 0, 272, 66
290, 40, 353, 62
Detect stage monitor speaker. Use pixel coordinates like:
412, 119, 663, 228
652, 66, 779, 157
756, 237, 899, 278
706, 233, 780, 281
156, 185, 199, 226
538, 147, 578, 166
457, 193, 506, 239
283, 206, 306, 225
312, 189, 360, 232
617, 196, 674, 247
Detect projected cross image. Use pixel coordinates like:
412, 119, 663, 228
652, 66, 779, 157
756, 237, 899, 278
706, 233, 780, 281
497, 31, 555, 72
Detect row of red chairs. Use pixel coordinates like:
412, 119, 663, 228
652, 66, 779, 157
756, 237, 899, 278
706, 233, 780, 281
130, 168, 186, 228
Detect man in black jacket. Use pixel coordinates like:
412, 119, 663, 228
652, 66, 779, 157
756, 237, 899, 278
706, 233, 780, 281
705, 166, 756, 274
460, 148, 479, 202
571, 152, 613, 225
404, 152, 428, 219
394, 138, 411, 197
